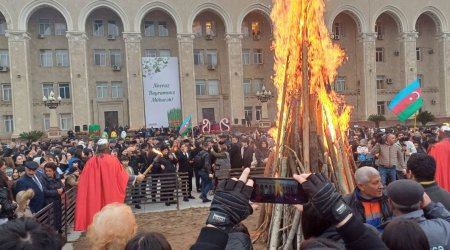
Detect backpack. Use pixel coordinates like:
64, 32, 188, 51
193, 152, 205, 170
357, 154, 367, 162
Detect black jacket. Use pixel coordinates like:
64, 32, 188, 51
129, 155, 140, 175
422, 181, 450, 211
0, 187, 15, 219
190, 216, 388, 250
190, 227, 228, 250
197, 150, 212, 173
337, 215, 388, 250
176, 150, 192, 173
229, 143, 242, 168
343, 189, 392, 225
155, 155, 177, 174
241, 147, 254, 168
15, 175, 45, 213
255, 148, 270, 168
40, 175, 63, 205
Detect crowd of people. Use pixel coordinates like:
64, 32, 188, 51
0, 122, 448, 249
349, 124, 449, 188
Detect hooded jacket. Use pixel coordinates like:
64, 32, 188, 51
65, 157, 82, 175
382, 202, 450, 249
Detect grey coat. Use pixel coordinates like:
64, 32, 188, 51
394, 202, 450, 249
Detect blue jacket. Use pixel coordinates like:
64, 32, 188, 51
15, 175, 45, 213
65, 157, 82, 175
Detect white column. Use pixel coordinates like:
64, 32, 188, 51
47, 107, 61, 138
6, 31, 33, 137
123, 32, 145, 128
437, 33, 450, 116
49, 108, 58, 128
177, 34, 198, 124
400, 32, 419, 86
225, 33, 245, 125
66, 32, 91, 128
358, 33, 377, 119
262, 102, 269, 119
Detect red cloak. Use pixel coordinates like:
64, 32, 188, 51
429, 140, 450, 192
74, 154, 129, 231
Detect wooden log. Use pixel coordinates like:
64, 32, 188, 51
316, 135, 325, 172
284, 145, 305, 173
293, 93, 301, 155
282, 209, 301, 250
302, 40, 310, 173
288, 155, 297, 176
338, 134, 355, 192
296, 216, 302, 250
283, 205, 288, 244
333, 134, 349, 194
269, 158, 288, 250
323, 123, 345, 193
309, 95, 320, 172
273, 53, 291, 176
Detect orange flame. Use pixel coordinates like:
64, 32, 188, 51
270, 0, 352, 167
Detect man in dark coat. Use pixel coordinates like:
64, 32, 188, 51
154, 146, 177, 206
15, 161, 45, 214
191, 142, 203, 192
241, 139, 254, 169
176, 143, 195, 200
406, 153, 450, 210
228, 136, 242, 168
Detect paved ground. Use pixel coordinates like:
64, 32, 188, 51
63, 190, 213, 250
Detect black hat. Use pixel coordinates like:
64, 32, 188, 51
387, 180, 424, 206
160, 145, 169, 151
24, 161, 39, 170
2, 148, 13, 157
17, 165, 25, 173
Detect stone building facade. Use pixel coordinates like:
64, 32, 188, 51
0, 0, 448, 138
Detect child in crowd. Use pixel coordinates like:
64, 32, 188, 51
120, 155, 134, 176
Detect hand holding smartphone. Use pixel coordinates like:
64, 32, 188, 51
250, 177, 308, 204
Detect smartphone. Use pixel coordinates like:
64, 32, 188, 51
250, 177, 308, 204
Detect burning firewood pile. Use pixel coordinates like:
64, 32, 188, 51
253, 0, 357, 248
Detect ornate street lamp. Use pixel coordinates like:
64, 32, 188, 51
256, 85, 273, 127
43, 91, 62, 138
256, 85, 273, 103
43, 91, 62, 109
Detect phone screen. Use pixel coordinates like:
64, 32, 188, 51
250, 177, 308, 204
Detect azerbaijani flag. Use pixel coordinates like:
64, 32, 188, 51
388, 79, 423, 122
178, 115, 192, 136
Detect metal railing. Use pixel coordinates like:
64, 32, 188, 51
33, 187, 77, 241
124, 172, 189, 210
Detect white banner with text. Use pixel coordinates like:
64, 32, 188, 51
142, 57, 182, 128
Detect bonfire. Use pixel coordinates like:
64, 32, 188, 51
254, 0, 357, 249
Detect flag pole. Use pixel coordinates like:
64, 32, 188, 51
414, 111, 417, 131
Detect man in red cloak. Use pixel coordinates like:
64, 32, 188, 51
429, 125, 450, 192
74, 139, 145, 231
